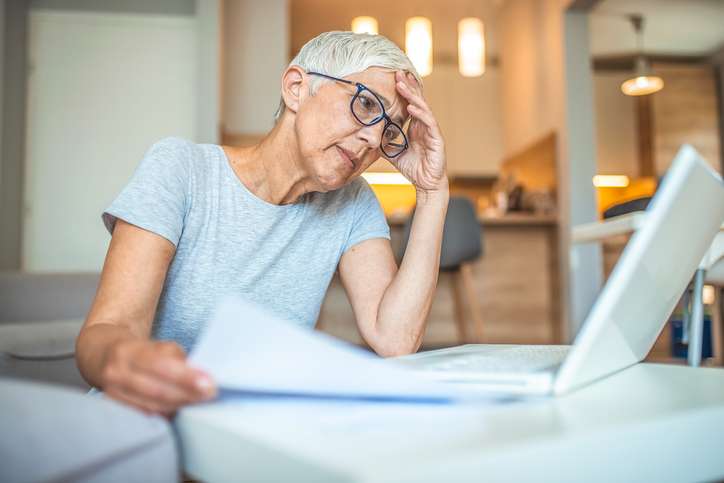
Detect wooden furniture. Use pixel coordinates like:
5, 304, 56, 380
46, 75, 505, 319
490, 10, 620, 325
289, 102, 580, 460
449, 263, 483, 343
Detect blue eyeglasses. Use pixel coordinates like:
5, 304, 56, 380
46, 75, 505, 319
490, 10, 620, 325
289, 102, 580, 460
307, 72, 408, 158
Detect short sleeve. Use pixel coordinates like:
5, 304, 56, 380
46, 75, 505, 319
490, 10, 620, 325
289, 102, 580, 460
342, 178, 391, 253
102, 137, 191, 246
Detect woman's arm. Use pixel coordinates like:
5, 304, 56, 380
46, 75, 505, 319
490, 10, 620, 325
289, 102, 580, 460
76, 219, 216, 415
338, 187, 448, 357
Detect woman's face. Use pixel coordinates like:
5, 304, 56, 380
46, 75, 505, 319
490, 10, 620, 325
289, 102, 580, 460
294, 67, 410, 192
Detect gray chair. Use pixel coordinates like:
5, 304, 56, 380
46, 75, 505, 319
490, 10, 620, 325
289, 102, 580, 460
398, 197, 484, 343
0, 377, 178, 483
0, 271, 99, 389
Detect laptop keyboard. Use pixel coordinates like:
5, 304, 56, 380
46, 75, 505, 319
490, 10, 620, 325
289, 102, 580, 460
404, 345, 571, 374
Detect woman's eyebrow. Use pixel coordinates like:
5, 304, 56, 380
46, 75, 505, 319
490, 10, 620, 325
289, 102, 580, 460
370, 88, 391, 109
362, 84, 406, 125
369, 89, 405, 125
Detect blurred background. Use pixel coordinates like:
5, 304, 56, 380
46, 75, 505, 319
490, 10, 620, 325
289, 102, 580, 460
1, 0, 723, 389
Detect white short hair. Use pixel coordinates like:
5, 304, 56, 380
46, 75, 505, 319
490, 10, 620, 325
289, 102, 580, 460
273, 31, 422, 123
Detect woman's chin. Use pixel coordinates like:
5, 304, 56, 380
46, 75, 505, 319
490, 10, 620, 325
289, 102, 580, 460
317, 172, 351, 192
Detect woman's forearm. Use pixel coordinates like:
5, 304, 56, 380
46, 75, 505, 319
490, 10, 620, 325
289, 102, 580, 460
76, 322, 140, 388
374, 187, 449, 356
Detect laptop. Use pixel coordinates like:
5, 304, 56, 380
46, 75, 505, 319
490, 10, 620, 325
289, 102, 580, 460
396, 145, 724, 396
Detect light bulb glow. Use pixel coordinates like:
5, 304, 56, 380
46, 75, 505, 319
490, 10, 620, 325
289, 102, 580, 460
621, 75, 664, 96
458, 18, 485, 77
592, 175, 630, 188
351, 16, 378, 35
405, 17, 433, 77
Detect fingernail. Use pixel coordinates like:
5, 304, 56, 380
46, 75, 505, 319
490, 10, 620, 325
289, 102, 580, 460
196, 376, 216, 397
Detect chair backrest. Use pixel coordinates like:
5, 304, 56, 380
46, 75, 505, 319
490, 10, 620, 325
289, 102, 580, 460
398, 197, 483, 271
0, 272, 100, 323
602, 197, 652, 219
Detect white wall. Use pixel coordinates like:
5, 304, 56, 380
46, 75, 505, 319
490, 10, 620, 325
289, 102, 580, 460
222, 0, 288, 134
499, 0, 564, 157
196, 0, 222, 144
23, 9, 198, 271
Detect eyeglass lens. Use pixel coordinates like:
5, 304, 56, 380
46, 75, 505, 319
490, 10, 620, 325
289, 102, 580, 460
351, 88, 406, 157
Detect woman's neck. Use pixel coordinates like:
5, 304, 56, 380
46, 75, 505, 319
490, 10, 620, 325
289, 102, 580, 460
225, 117, 315, 205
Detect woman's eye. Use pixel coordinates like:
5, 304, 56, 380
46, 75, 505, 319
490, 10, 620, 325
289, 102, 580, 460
360, 97, 373, 109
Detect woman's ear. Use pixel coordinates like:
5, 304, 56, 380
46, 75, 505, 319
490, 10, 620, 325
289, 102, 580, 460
280, 66, 307, 115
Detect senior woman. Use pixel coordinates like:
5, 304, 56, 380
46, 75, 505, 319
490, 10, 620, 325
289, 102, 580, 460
76, 31, 448, 415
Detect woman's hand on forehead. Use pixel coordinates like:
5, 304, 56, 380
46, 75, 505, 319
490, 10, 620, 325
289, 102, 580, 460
389, 69, 447, 194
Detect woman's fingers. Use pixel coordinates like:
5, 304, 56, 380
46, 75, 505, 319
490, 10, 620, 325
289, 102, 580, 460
407, 104, 444, 145
395, 71, 429, 109
395, 78, 441, 138
407, 104, 436, 131
125, 366, 205, 407
105, 383, 173, 416
101, 339, 217, 416
397, 80, 430, 112
135, 351, 216, 401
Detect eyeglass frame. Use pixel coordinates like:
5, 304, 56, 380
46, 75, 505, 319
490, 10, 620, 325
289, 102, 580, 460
306, 71, 409, 158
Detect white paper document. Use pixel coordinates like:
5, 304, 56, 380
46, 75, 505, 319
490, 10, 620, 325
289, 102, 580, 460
189, 296, 468, 402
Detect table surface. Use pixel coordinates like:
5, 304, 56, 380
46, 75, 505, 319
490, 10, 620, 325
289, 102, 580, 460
176, 362, 724, 483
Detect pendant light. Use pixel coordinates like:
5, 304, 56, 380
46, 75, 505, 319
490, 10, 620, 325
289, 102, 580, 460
458, 17, 485, 77
621, 14, 664, 96
405, 17, 433, 77
351, 16, 378, 35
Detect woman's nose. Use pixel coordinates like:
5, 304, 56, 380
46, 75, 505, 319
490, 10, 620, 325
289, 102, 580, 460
357, 121, 385, 149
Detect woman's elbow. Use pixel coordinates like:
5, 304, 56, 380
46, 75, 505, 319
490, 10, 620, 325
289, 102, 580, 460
372, 334, 422, 358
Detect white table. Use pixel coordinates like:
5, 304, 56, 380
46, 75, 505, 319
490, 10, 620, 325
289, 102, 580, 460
176, 362, 724, 483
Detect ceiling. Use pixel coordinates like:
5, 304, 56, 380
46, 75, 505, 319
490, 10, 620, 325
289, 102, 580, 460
590, 0, 724, 56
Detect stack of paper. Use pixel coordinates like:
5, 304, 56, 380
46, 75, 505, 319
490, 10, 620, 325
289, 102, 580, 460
189, 296, 465, 402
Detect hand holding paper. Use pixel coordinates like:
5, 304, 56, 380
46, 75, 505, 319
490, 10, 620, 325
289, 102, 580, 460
189, 297, 461, 401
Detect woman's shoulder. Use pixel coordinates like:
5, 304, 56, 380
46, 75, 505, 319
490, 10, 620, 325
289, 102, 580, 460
139, 136, 218, 175
144, 136, 204, 161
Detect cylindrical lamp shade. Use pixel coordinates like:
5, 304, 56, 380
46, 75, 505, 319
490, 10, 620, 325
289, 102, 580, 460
458, 17, 485, 77
405, 17, 433, 77
351, 16, 378, 35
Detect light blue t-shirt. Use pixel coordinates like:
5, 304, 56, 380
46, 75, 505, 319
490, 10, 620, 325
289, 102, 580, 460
103, 137, 390, 353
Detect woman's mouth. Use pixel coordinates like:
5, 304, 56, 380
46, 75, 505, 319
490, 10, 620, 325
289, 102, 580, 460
336, 146, 356, 171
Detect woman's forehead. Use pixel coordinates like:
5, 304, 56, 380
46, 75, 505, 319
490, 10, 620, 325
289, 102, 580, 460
351, 67, 395, 93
